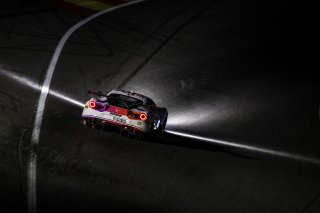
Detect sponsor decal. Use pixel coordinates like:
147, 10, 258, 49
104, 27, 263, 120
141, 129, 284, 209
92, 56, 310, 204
113, 116, 126, 124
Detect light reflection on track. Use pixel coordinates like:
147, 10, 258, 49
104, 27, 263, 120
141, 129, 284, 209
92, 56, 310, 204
0, 68, 84, 107
165, 129, 320, 165
1, 67, 319, 166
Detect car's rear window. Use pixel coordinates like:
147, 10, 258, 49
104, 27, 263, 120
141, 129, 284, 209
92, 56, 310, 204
107, 94, 143, 109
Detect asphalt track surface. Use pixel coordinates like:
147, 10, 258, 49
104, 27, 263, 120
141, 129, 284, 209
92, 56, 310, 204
0, 0, 319, 212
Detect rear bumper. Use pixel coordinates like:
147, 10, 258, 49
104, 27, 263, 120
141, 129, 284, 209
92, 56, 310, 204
83, 116, 149, 133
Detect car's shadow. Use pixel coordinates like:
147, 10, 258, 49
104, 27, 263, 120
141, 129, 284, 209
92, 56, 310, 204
94, 124, 259, 161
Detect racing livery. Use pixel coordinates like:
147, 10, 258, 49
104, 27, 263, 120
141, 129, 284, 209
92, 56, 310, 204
82, 89, 168, 138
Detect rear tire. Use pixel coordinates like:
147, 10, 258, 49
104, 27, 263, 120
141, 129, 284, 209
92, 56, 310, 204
159, 113, 168, 133
137, 133, 145, 140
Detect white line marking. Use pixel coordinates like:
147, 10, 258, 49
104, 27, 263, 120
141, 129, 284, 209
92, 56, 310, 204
0, 68, 84, 107
27, 1, 146, 212
165, 129, 320, 165
27, 152, 37, 213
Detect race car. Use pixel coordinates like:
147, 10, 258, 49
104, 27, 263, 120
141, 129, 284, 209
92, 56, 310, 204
82, 89, 168, 138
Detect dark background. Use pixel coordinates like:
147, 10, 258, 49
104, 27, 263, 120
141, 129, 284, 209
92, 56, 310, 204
0, 0, 319, 212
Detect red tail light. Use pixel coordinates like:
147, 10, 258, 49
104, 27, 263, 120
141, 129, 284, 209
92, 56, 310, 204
139, 113, 147, 121
89, 101, 96, 108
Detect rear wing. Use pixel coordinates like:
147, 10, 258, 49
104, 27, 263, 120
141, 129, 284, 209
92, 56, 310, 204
88, 90, 145, 108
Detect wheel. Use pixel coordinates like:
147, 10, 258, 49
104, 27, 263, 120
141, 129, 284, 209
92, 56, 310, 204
158, 113, 168, 133
120, 128, 128, 137
137, 133, 145, 140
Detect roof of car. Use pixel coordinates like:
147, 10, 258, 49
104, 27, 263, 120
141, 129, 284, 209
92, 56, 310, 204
107, 89, 153, 105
